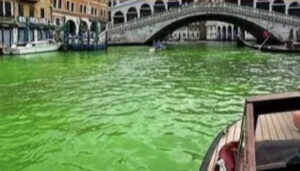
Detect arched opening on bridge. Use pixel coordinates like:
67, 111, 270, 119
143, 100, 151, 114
272, 0, 286, 14
182, 0, 193, 5
225, 0, 238, 4
113, 11, 125, 25
288, 2, 300, 17
241, 0, 253, 7
154, 0, 166, 13
233, 25, 238, 40
228, 25, 232, 41
127, 7, 138, 21
256, 0, 270, 11
66, 20, 77, 35
222, 26, 227, 41
140, 4, 152, 18
217, 26, 221, 40
168, 0, 180, 9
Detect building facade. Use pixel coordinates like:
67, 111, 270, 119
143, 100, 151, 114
52, 0, 108, 36
0, 0, 108, 48
0, 0, 53, 47
168, 22, 206, 41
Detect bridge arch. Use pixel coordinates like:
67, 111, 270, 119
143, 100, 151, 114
113, 11, 125, 25
127, 7, 138, 21
140, 3, 152, 18
272, 0, 286, 14
145, 13, 282, 44
154, 0, 166, 13
288, 2, 300, 17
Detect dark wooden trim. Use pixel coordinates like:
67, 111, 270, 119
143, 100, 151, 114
245, 103, 256, 171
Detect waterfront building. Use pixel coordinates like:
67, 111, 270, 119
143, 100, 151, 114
52, 0, 108, 36
0, 0, 54, 48
169, 22, 206, 41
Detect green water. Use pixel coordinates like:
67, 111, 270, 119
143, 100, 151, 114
1, 45, 300, 171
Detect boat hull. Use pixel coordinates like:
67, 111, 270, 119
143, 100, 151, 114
9, 43, 62, 55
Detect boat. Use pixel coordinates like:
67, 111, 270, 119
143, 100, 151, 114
149, 41, 166, 53
3, 40, 62, 55
238, 38, 300, 53
200, 92, 300, 171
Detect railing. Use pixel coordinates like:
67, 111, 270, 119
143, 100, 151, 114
109, 2, 300, 34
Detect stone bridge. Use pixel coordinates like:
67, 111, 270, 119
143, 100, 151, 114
108, 2, 300, 45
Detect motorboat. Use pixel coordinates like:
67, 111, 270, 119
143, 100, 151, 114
3, 40, 62, 55
200, 92, 300, 171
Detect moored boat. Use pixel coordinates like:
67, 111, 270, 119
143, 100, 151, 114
200, 92, 300, 171
3, 40, 62, 55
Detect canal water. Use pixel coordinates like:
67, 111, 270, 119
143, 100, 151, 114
1, 44, 300, 171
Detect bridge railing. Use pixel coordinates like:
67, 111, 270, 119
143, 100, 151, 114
109, 2, 300, 34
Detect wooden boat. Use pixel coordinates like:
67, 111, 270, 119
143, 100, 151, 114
238, 39, 300, 53
3, 40, 62, 55
200, 92, 300, 171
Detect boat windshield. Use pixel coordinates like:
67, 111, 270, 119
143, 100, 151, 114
237, 111, 300, 171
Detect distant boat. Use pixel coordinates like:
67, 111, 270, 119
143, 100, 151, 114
2, 40, 62, 55
149, 41, 166, 53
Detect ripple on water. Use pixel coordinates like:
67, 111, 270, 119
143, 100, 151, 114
1, 45, 300, 171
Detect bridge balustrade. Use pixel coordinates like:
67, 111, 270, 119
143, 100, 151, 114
109, 2, 300, 35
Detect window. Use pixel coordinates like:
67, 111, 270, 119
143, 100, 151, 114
71, 2, 74, 12
91, 7, 94, 15
53, 0, 57, 8
18, 4, 23, 16
80, 5, 83, 13
56, 18, 60, 25
30, 6, 34, 17
40, 8, 44, 18
84, 6, 87, 14
58, 0, 62, 9
0, 1, 3, 17
5, 2, 12, 17
67, 1, 70, 11
95, 8, 97, 16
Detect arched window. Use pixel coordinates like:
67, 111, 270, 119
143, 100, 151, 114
154, 0, 166, 13
167, 0, 180, 9
288, 2, 300, 17
113, 11, 124, 25
127, 7, 138, 21
228, 25, 232, 41
222, 26, 227, 41
182, 0, 193, 4
225, 0, 238, 4
140, 4, 151, 17
241, 0, 253, 7
272, 0, 286, 14
217, 26, 222, 40
256, 0, 270, 11
66, 20, 77, 35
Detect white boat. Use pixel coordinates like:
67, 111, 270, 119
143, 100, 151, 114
3, 40, 62, 55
